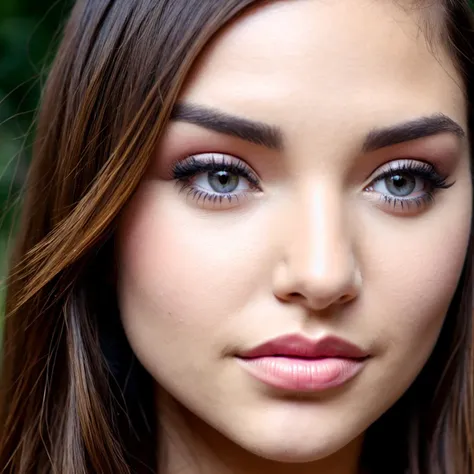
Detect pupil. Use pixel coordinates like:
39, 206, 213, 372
392, 175, 406, 187
217, 172, 229, 185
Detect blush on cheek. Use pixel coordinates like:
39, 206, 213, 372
116, 181, 267, 338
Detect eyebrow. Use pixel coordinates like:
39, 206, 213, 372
362, 113, 465, 152
171, 103, 284, 150
171, 103, 465, 152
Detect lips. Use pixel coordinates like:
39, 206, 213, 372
238, 334, 369, 360
236, 334, 369, 392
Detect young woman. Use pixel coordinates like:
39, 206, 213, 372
1, 0, 473, 473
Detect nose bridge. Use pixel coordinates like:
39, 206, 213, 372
284, 180, 358, 305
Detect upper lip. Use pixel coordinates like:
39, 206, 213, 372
238, 334, 369, 359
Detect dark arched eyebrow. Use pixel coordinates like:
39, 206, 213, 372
362, 113, 465, 152
171, 103, 465, 152
171, 103, 284, 150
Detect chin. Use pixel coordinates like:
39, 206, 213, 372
241, 441, 343, 463
249, 448, 335, 464
227, 426, 356, 463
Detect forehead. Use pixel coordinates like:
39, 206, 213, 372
180, 0, 466, 133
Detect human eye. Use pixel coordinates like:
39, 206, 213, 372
364, 159, 455, 213
171, 153, 262, 209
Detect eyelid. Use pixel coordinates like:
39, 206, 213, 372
364, 158, 441, 183
172, 153, 261, 187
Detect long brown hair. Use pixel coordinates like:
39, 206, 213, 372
0, 1, 473, 473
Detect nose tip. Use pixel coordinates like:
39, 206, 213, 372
273, 256, 361, 311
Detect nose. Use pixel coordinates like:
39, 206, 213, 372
272, 183, 361, 311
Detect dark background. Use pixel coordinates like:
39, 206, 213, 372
0, 0, 71, 302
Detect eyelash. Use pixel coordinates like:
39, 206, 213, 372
172, 154, 261, 206
365, 160, 454, 210
172, 154, 454, 211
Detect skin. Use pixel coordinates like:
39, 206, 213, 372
116, 1, 472, 473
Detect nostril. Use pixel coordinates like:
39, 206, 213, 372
338, 293, 357, 305
276, 292, 305, 304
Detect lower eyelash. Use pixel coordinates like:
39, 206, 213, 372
176, 181, 249, 207
180, 185, 241, 205
379, 192, 436, 210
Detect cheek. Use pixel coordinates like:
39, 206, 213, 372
373, 214, 469, 331
360, 189, 472, 391
115, 182, 270, 363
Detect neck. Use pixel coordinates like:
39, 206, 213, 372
156, 389, 365, 474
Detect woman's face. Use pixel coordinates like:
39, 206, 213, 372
116, 0, 471, 467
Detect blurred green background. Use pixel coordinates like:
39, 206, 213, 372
0, 1, 71, 311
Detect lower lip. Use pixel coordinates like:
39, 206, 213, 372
237, 356, 366, 392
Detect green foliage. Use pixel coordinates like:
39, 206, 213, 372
0, 2, 71, 330
0, 0, 71, 277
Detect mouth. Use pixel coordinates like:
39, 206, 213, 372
236, 334, 370, 392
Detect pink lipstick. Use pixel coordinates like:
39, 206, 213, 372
236, 334, 369, 392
